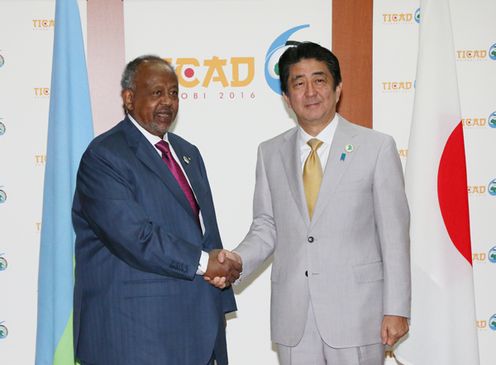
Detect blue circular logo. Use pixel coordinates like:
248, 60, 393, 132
0, 190, 6, 204
489, 246, 496, 263
414, 8, 421, 23
0, 121, 5, 136
0, 324, 7, 339
264, 24, 310, 95
488, 179, 496, 196
489, 314, 496, 331
488, 111, 496, 128
489, 43, 496, 61
0, 257, 7, 271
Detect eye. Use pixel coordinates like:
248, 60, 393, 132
169, 89, 178, 97
153, 89, 162, 97
293, 80, 304, 88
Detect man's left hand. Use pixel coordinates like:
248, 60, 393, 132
381, 315, 409, 346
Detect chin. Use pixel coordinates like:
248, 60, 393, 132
151, 121, 172, 136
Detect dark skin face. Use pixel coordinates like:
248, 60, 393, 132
122, 61, 179, 138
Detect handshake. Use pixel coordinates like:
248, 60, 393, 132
204, 249, 243, 289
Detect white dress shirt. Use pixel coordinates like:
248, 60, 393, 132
298, 114, 339, 171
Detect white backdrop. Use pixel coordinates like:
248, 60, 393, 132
0, 2, 86, 364
124, 2, 331, 363
374, 1, 496, 364
1, 0, 495, 364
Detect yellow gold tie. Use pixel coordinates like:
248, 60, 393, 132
303, 138, 324, 219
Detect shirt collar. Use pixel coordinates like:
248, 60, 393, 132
298, 113, 339, 147
128, 114, 170, 145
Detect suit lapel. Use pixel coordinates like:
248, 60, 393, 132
168, 133, 207, 211
311, 117, 360, 226
123, 119, 198, 223
280, 129, 311, 226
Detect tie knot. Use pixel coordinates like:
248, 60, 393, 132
307, 138, 323, 152
155, 140, 171, 155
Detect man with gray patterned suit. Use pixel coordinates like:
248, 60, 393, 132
208, 42, 411, 365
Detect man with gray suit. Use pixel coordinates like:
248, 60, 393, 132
209, 42, 411, 364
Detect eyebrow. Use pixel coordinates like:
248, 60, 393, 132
291, 71, 327, 80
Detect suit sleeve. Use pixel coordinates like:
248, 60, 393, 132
74, 146, 202, 280
194, 147, 237, 312
235, 144, 277, 279
372, 136, 411, 318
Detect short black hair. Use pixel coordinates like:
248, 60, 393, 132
278, 42, 342, 94
121, 55, 174, 91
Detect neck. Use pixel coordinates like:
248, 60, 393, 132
299, 116, 335, 137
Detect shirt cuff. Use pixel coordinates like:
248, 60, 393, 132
196, 250, 209, 275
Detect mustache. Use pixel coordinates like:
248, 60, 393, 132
155, 107, 174, 114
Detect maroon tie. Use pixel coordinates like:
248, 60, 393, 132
155, 140, 200, 221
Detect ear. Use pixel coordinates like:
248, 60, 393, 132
282, 92, 292, 110
335, 82, 343, 104
121, 89, 135, 112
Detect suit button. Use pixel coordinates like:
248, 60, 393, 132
305, 270, 308, 277
307, 236, 314, 243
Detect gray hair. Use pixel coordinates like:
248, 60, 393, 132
121, 55, 174, 91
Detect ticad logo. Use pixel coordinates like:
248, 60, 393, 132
461, 117, 487, 127
467, 185, 486, 195
382, 9, 418, 24
35, 154, 47, 165
32, 19, 55, 30
0, 188, 6, 204
0, 322, 7, 339
456, 49, 487, 60
489, 314, 496, 331
0, 255, 7, 271
488, 111, 496, 128
488, 179, 496, 196
166, 57, 255, 88
381, 81, 414, 92
34, 87, 50, 97
398, 149, 408, 158
264, 24, 310, 95
472, 252, 487, 263
0, 120, 5, 136
488, 246, 496, 264
457, 43, 496, 61
489, 43, 496, 61
0, 53, 4, 68
414, 8, 421, 24
476, 319, 487, 329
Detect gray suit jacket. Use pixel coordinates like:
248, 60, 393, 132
235, 115, 410, 348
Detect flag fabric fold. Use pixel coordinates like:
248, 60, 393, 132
395, 0, 479, 364
35, 0, 93, 364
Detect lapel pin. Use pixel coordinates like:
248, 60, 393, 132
340, 153, 346, 161
344, 144, 354, 153
182, 156, 191, 164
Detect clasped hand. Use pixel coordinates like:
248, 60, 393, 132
204, 249, 242, 289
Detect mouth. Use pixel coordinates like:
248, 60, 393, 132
155, 109, 174, 121
305, 101, 321, 108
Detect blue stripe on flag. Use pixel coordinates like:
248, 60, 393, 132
35, 0, 93, 364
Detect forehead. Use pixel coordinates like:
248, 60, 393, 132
135, 61, 178, 86
288, 58, 331, 78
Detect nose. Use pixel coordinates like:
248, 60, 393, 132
305, 82, 316, 96
160, 93, 173, 106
